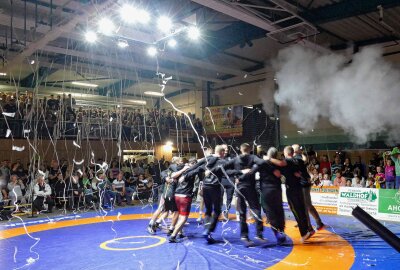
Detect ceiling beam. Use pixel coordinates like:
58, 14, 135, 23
42, 45, 223, 83
301, 0, 400, 25
191, 0, 330, 53
3, 0, 116, 72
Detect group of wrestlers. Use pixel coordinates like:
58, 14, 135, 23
146, 143, 325, 246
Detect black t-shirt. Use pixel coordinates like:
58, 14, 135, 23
254, 159, 281, 190
162, 164, 183, 199
294, 154, 311, 187
175, 168, 198, 196
280, 158, 302, 190
224, 154, 263, 188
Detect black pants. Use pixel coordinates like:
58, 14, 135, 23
286, 187, 308, 236
236, 186, 263, 238
33, 196, 54, 212
261, 187, 285, 232
221, 178, 235, 211
302, 186, 323, 230
203, 185, 222, 233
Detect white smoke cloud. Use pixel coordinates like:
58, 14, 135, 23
271, 45, 400, 144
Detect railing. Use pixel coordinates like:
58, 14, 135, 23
0, 118, 202, 142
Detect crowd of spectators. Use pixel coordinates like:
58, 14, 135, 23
307, 148, 400, 189
0, 157, 171, 219
0, 92, 204, 141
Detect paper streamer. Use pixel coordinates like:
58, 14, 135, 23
73, 159, 84, 165
73, 141, 81, 148
12, 145, 25, 151
6, 129, 11, 138
2, 112, 15, 117
77, 169, 83, 175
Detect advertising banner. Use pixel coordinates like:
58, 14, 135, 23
310, 186, 339, 215
203, 105, 243, 137
377, 189, 400, 222
337, 187, 379, 216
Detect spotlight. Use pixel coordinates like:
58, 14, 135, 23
0, 72, 6, 76
147, 46, 158, 56
85, 31, 97, 43
157, 16, 173, 33
98, 18, 115, 35
30, 60, 35, 65
187, 26, 200, 40
120, 4, 136, 23
117, 39, 129, 48
166, 141, 173, 146
167, 39, 177, 48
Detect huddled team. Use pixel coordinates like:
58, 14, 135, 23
146, 143, 325, 246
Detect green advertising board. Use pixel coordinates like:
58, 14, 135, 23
378, 189, 400, 215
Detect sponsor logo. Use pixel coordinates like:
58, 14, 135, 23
340, 190, 377, 202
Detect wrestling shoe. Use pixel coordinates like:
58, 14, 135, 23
241, 237, 255, 247
309, 229, 316, 237
167, 229, 174, 236
274, 231, 287, 245
254, 235, 267, 243
205, 234, 216, 244
317, 223, 326, 231
169, 236, 178, 243
300, 232, 311, 243
196, 216, 203, 224
147, 225, 156, 235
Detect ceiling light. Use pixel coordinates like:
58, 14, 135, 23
71, 81, 99, 88
187, 26, 200, 40
144, 91, 164, 97
98, 18, 115, 35
166, 141, 173, 146
157, 16, 173, 33
137, 10, 151, 24
147, 46, 158, 56
30, 60, 35, 65
85, 31, 97, 43
117, 39, 129, 48
167, 39, 177, 48
0, 73, 7, 76
130, 100, 147, 105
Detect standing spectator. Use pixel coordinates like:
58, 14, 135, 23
352, 168, 366, 187
320, 173, 333, 186
352, 176, 363, 187
331, 156, 343, 176
319, 155, 331, 174
353, 156, 366, 178
374, 166, 385, 189
342, 158, 353, 179
112, 172, 132, 206
366, 177, 375, 188
384, 159, 396, 189
0, 160, 10, 191
333, 170, 346, 187
384, 148, 400, 189
48, 160, 60, 187
33, 176, 54, 213
7, 175, 26, 205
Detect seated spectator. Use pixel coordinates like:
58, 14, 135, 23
33, 176, 54, 213
108, 161, 120, 180
374, 166, 385, 189
333, 170, 346, 187
0, 190, 12, 220
112, 172, 132, 206
384, 159, 395, 189
352, 176, 363, 187
7, 175, 26, 205
345, 180, 352, 187
68, 174, 83, 210
97, 173, 115, 209
136, 174, 152, 200
0, 160, 10, 191
320, 173, 333, 186
309, 167, 320, 185
352, 168, 366, 187
366, 177, 375, 188
82, 173, 94, 206
54, 173, 67, 208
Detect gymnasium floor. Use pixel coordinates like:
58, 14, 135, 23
1, 205, 399, 270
